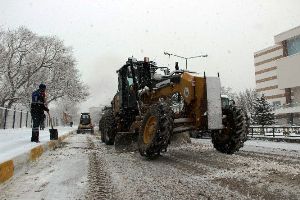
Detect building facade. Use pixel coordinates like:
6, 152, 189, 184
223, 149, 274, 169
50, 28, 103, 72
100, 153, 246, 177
254, 25, 300, 124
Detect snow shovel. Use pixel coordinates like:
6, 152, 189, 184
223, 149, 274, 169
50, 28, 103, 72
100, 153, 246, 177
48, 113, 58, 140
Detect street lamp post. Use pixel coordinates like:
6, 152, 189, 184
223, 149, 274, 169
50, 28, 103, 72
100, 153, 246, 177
164, 52, 208, 70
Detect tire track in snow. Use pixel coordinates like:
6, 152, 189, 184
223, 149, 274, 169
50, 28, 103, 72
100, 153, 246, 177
165, 142, 300, 200
85, 136, 115, 200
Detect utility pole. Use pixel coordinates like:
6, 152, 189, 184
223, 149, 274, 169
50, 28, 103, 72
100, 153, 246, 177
164, 52, 208, 70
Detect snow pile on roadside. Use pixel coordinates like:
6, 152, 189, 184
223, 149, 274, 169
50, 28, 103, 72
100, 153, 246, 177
244, 140, 300, 151
0, 127, 76, 163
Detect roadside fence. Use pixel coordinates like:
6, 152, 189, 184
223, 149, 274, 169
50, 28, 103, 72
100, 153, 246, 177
190, 126, 300, 139
249, 126, 300, 137
0, 107, 59, 130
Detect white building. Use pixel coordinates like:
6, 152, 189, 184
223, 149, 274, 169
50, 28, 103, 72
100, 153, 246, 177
254, 25, 300, 124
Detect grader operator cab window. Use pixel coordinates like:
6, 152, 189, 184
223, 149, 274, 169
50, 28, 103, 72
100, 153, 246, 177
221, 95, 235, 109
221, 96, 229, 109
127, 77, 133, 86
118, 64, 138, 110
126, 66, 137, 108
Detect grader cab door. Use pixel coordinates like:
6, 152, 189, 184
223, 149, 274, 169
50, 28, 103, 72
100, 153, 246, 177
118, 65, 137, 110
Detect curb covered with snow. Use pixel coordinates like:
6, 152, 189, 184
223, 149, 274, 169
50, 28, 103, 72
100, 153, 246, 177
248, 135, 300, 143
0, 128, 75, 184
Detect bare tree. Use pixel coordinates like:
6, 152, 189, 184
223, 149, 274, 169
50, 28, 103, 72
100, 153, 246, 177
235, 88, 258, 123
0, 27, 37, 107
0, 26, 89, 110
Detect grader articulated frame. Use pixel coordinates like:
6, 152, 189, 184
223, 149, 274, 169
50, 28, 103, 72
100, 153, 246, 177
99, 57, 248, 158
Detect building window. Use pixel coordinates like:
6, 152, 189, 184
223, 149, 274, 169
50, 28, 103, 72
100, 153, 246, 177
287, 35, 300, 56
273, 101, 281, 109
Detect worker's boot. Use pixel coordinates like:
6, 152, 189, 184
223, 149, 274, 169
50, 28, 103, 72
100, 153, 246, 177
35, 131, 40, 143
31, 128, 40, 143
31, 134, 34, 142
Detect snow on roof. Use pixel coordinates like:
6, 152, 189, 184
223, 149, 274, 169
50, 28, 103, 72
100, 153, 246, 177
221, 95, 229, 98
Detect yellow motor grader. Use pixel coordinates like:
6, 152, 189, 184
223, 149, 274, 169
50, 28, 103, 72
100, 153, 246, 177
99, 57, 248, 158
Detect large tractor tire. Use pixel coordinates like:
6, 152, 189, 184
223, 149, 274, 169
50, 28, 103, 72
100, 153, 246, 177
101, 108, 117, 145
99, 119, 105, 143
100, 131, 105, 143
211, 106, 248, 154
138, 102, 174, 158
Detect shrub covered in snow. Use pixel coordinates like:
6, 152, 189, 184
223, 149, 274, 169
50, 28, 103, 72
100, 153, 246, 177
251, 95, 275, 127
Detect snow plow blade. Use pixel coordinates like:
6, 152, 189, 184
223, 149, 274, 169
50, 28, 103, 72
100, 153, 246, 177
114, 132, 138, 152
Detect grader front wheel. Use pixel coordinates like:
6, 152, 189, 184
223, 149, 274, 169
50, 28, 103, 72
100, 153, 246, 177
143, 116, 158, 145
212, 106, 248, 154
138, 102, 173, 158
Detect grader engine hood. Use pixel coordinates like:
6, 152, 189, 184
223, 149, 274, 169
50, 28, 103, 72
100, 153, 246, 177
147, 72, 223, 130
206, 77, 223, 129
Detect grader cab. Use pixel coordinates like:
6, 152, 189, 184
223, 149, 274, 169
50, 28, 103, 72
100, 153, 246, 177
99, 57, 248, 158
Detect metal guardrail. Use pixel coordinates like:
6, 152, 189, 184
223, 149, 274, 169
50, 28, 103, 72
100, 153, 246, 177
190, 126, 300, 139
0, 107, 59, 130
248, 126, 300, 137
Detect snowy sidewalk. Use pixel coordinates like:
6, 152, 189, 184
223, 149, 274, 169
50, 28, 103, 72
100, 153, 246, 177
0, 127, 76, 163
0, 127, 76, 183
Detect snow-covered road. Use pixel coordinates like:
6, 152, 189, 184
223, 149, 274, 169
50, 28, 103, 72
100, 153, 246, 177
1, 132, 299, 200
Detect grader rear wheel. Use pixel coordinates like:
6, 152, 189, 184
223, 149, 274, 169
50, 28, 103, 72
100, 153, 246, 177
138, 102, 173, 158
212, 105, 248, 154
99, 113, 106, 143
100, 131, 105, 143
101, 108, 117, 145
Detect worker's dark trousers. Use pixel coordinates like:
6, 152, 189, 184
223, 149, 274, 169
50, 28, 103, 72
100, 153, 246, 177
40, 117, 45, 130
31, 114, 43, 142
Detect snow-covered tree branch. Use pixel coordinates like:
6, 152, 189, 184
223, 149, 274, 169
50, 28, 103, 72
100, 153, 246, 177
0, 26, 89, 109
221, 87, 258, 123
251, 95, 275, 126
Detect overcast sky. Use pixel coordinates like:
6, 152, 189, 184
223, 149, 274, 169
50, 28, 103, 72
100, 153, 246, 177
1, 0, 300, 111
